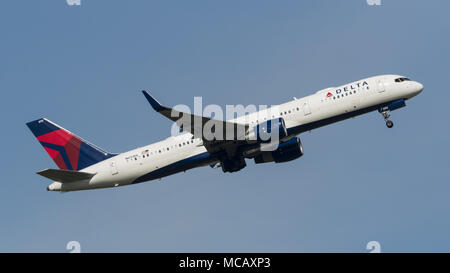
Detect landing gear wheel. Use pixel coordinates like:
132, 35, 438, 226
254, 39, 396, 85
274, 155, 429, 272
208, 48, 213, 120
386, 120, 394, 128
379, 108, 393, 128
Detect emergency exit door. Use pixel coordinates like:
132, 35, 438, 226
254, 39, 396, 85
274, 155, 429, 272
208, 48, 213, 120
110, 161, 118, 175
377, 80, 385, 93
303, 101, 311, 116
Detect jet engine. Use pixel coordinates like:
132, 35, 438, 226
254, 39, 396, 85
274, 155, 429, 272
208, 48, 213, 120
254, 137, 304, 164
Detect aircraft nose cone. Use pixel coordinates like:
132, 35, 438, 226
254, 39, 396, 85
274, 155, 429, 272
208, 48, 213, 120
417, 82, 424, 93
410, 81, 424, 97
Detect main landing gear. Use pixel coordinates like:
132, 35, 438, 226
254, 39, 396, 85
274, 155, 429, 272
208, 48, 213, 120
380, 109, 394, 128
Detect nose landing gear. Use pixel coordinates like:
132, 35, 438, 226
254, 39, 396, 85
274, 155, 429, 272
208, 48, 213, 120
380, 109, 394, 128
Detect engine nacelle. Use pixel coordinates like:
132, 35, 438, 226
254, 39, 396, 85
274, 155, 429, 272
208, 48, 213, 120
254, 137, 304, 164
246, 118, 288, 144
221, 156, 247, 173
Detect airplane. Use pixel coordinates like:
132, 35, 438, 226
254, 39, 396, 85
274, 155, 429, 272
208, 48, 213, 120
26, 74, 423, 192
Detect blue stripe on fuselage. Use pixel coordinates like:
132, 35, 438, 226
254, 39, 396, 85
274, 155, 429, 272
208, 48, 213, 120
132, 151, 217, 184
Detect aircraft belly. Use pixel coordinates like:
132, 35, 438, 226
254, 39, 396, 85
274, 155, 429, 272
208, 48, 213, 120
132, 150, 216, 183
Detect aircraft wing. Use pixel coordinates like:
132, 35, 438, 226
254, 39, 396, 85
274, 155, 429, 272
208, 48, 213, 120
37, 169, 96, 183
142, 90, 249, 156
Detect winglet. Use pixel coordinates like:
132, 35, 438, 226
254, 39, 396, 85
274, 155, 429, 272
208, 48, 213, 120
142, 90, 164, 112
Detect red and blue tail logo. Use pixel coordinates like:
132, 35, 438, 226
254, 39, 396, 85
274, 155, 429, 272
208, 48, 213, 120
26, 118, 115, 171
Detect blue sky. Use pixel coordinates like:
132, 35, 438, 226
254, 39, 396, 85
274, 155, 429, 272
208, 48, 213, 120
0, 0, 449, 252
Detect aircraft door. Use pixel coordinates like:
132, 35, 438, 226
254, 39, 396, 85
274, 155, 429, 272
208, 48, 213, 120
109, 160, 119, 175
303, 101, 311, 116
377, 80, 385, 93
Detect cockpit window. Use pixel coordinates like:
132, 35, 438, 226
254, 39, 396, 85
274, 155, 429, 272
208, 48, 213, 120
395, 77, 411, 82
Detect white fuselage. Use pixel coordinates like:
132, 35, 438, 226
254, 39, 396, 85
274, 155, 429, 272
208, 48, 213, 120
48, 74, 423, 192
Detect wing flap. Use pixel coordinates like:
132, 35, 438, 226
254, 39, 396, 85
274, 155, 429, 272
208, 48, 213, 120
37, 169, 96, 183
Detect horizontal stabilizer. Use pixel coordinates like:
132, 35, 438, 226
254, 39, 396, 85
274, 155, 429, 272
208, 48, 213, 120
37, 169, 96, 183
